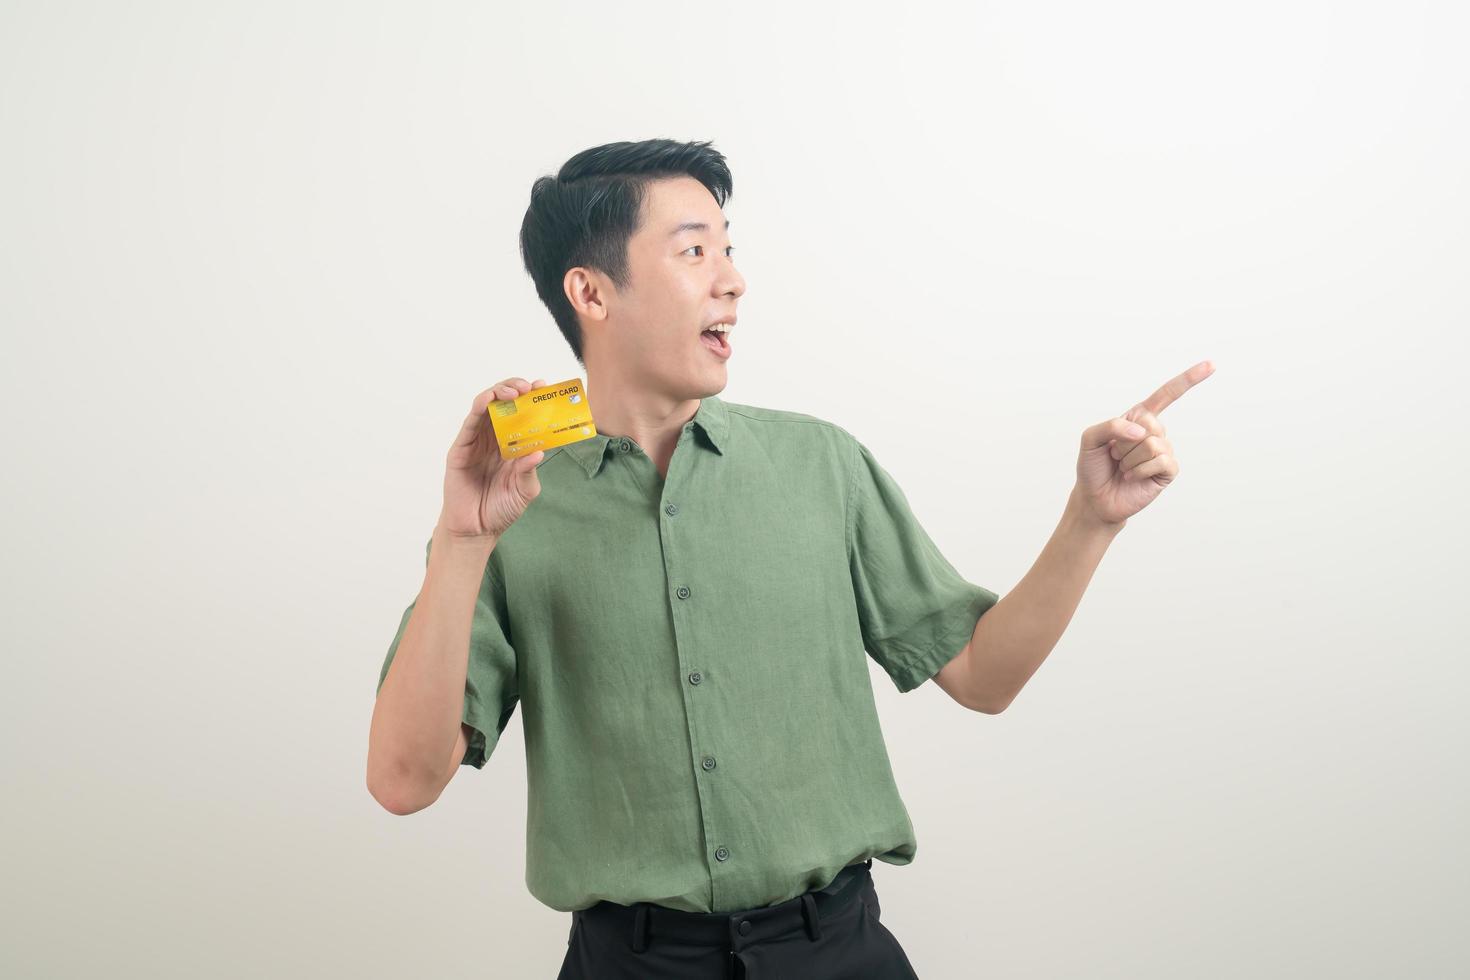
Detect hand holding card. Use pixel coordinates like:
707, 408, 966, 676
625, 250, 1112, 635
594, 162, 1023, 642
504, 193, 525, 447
439, 377, 555, 541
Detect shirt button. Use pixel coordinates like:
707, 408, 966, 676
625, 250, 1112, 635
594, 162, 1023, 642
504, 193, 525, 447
714, 846, 730, 862
665, 503, 679, 516
701, 755, 716, 771
676, 586, 691, 599
618, 438, 632, 453
688, 671, 702, 685
738, 920, 753, 936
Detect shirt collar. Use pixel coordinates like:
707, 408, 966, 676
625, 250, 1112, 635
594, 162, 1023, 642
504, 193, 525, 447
564, 394, 729, 479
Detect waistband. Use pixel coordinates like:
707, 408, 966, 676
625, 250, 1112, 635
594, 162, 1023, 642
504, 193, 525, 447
574, 858, 874, 953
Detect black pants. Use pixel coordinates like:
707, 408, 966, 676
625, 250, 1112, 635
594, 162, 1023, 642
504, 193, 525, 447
556, 859, 920, 979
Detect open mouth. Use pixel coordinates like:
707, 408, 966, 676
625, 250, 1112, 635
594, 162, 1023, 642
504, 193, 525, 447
699, 328, 732, 358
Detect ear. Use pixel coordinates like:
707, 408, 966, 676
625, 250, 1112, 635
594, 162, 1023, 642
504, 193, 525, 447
564, 267, 609, 324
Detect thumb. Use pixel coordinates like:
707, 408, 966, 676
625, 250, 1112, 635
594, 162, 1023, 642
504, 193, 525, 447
516, 450, 545, 482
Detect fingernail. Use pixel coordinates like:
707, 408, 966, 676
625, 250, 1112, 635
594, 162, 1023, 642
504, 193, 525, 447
1127, 423, 1145, 437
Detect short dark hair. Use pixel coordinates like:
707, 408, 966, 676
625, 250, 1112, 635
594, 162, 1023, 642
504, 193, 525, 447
518, 139, 734, 364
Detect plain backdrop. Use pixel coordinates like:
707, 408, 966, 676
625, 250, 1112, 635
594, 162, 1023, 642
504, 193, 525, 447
3, 1, 1466, 977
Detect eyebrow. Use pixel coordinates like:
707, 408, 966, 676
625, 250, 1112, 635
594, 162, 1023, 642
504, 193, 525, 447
667, 219, 731, 237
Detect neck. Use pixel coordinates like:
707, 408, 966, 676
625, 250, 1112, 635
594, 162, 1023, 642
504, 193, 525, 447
584, 371, 701, 462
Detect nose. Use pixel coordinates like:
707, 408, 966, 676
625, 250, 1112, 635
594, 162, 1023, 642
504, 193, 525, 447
716, 256, 746, 300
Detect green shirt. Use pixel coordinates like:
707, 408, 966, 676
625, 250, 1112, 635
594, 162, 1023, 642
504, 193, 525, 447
376, 393, 999, 913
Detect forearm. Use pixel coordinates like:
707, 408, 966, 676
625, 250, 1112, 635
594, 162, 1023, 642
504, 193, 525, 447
367, 522, 496, 811
965, 485, 1124, 712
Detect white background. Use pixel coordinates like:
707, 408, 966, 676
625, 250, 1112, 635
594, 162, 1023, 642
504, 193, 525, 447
3, 1, 1466, 977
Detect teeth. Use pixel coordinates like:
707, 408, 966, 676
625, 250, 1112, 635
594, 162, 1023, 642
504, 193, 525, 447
706, 324, 732, 334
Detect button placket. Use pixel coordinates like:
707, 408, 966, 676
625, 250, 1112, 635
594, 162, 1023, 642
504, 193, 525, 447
659, 446, 732, 899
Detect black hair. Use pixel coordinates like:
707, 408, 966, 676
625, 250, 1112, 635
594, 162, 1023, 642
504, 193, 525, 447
518, 139, 734, 364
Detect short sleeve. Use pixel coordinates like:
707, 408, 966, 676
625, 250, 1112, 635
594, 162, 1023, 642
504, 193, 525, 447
845, 438, 1000, 693
376, 535, 520, 769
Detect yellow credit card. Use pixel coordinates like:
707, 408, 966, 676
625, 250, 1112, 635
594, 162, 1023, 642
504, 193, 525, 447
486, 377, 598, 458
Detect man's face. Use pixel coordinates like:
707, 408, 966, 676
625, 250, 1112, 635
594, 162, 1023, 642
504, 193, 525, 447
578, 176, 746, 399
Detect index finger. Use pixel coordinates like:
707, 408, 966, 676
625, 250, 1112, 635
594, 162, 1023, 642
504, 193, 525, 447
450, 389, 499, 451
451, 378, 548, 450
1138, 360, 1215, 416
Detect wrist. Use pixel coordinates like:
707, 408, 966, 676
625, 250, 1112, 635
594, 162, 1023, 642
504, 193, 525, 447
1065, 485, 1126, 536
432, 520, 500, 554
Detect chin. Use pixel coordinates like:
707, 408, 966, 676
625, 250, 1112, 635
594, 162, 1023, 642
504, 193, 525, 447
669, 361, 727, 399
697, 370, 728, 398
644, 367, 724, 403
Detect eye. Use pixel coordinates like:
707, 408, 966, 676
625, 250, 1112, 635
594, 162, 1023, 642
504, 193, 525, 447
684, 245, 737, 258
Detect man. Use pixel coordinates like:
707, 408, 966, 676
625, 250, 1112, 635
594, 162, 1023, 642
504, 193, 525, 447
367, 138, 1213, 978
